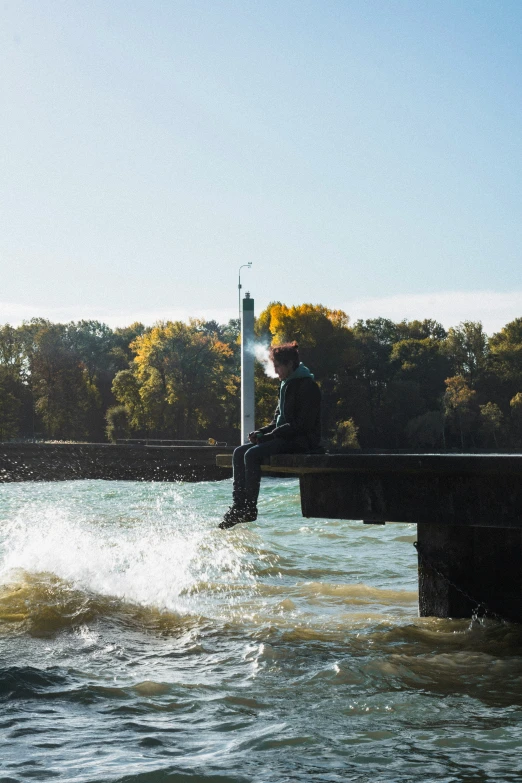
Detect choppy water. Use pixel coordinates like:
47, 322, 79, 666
1, 479, 522, 783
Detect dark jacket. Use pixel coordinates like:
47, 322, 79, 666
257, 374, 321, 450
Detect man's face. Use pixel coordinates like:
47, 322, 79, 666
273, 360, 294, 381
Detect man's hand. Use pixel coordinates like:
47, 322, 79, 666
248, 431, 259, 444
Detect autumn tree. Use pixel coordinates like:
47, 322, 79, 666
112, 320, 235, 439
110, 323, 146, 369
255, 302, 356, 439
510, 392, 522, 447
257, 302, 354, 381
333, 418, 360, 449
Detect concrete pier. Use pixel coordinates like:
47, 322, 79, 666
217, 451, 522, 622
1, 443, 233, 483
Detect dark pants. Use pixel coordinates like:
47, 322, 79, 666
232, 439, 304, 506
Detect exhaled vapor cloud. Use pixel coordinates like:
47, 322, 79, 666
247, 342, 278, 378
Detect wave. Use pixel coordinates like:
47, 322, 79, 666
0, 569, 416, 641
110, 771, 249, 783
0, 490, 260, 621
0, 665, 67, 699
0, 571, 201, 638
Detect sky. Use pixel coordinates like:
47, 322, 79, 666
1, 0, 521, 335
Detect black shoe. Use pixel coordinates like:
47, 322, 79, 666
218, 502, 258, 530
219, 504, 246, 529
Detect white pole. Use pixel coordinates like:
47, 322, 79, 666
241, 292, 255, 444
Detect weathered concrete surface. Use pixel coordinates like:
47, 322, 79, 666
1, 443, 233, 483
296, 468, 522, 529
265, 453, 522, 529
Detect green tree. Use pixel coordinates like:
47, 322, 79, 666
444, 375, 477, 449
105, 405, 131, 443
111, 370, 143, 432
0, 324, 28, 378
0, 368, 22, 440
479, 401, 504, 447
349, 318, 399, 444
390, 337, 450, 410
395, 319, 447, 341
0, 325, 33, 438
26, 322, 101, 440
444, 321, 488, 388
197, 318, 241, 439
489, 319, 522, 398
66, 320, 122, 439
405, 410, 445, 449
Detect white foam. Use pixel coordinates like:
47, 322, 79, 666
0, 484, 255, 614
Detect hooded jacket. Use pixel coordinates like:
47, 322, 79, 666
256, 363, 321, 450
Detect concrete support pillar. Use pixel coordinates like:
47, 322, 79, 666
291, 460, 522, 622
417, 523, 522, 622
241, 293, 255, 444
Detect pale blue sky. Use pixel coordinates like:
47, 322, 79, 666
1, 1, 521, 332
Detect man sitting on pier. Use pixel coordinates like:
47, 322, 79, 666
219, 341, 321, 529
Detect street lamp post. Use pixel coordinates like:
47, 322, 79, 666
238, 263, 252, 321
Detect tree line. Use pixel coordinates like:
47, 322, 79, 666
1, 304, 521, 450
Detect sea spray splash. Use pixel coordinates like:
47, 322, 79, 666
0, 482, 257, 616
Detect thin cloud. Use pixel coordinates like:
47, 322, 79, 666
2, 290, 521, 336
0, 303, 237, 329
343, 290, 522, 335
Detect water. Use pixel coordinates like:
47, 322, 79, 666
1, 479, 522, 783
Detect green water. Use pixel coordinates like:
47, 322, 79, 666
1, 478, 522, 782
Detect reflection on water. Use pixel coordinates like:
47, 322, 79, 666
1, 478, 522, 782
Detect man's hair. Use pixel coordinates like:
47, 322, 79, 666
269, 341, 300, 369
